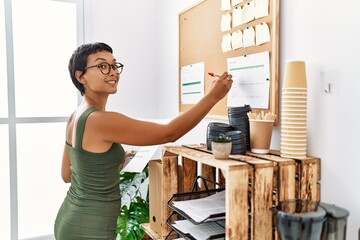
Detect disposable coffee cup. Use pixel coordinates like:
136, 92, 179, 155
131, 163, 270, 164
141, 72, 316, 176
283, 61, 307, 88
249, 119, 274, 154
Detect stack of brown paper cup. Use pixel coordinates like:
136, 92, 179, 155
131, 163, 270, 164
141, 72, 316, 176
281, 61, 307, 159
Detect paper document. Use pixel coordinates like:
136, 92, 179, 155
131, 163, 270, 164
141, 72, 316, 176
172, 219, 225, 240
172, 190, 226, 223
227, 51, 270, 108
121, 145, 158, 173
180, 62, 205, 104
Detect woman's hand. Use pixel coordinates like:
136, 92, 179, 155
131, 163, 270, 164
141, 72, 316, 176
119, 151, 135, 169
207, 72, 233, 103
125, 151, 136, 159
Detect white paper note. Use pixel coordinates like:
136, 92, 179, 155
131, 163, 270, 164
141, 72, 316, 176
255, 0, 269, 19
221, 12, 232, 32
255, 22, 270, 45
231, 30, 243, 50
232, 0, 243, 6
232, 6, 242, 28
221, 0, 231, 11
222, 33, 233, 52
243, 26, 255, 47
242, 1, 255, 24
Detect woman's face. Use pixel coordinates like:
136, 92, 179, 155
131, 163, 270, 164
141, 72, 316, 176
79, 50, 121, 95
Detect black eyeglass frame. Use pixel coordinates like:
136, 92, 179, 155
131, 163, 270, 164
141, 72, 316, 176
82, 62, 124, 75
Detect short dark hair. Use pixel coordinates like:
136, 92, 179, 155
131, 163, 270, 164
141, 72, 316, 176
68, 42, 113, 95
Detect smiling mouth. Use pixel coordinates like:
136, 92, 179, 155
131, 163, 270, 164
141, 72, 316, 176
106, 80, 117, 84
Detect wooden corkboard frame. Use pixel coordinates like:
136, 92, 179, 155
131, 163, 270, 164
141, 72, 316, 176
179, 0, 280, 123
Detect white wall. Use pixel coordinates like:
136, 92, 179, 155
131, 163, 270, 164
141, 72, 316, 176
278, 3, 360, 240
88, 0, 360, 239
85, 0, 160, 118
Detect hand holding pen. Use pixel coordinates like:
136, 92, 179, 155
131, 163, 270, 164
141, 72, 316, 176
208, 72, 232, 80
207, 71, 233, 101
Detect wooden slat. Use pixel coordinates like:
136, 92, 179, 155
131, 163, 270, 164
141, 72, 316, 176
278, 164, 296, 201
161, 154, 178, 237
181, 157, 197, 193
248, 166, 255, 240
218, 168, 226, 186
225, 164, 249, 239
253, 167, 274, 240
141, 223, 162, 240
246, 150, 296, 240
298, 160, 320, 201
163, 146, 248, 169
246, 151, 294, 166
200, 163, 216, 189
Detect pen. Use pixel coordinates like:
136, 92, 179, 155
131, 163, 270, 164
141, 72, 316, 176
208, 72, 221, 77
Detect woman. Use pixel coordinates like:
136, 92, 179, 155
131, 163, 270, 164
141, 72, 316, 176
54, 42, 232, 239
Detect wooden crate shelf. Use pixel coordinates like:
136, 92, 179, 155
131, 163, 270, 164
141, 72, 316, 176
161, 145, 250, 239
147, 144, 320, 240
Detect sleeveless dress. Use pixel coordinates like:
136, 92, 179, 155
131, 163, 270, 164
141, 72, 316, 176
54, 107, 125, 239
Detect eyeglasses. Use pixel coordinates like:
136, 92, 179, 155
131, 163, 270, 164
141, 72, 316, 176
83, 62, 124, 75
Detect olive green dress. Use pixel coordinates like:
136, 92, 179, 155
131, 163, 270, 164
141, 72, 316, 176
54, 107, 125, 239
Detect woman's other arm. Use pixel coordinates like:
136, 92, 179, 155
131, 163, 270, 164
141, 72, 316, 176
61, 144, 71, 183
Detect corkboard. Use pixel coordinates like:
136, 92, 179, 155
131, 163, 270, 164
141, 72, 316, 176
179, 0, 280, 122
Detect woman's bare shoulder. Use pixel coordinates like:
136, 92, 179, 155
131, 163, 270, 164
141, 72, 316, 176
88, 110, 129, 122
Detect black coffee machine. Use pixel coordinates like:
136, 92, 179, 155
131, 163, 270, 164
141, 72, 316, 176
272, 200, 349, 240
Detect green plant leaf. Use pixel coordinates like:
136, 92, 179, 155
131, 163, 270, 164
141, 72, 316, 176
119, 168, 148, 208
116, 166, 150, 240
116, 205, 140, 239
116, 195, 149, 239
212, 133, 231, 143
129, 196, 149, 224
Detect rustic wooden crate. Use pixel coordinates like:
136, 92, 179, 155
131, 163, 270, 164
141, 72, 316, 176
149, 145, 320, 240
243, 151, 296, 240
161, 145, 250, 239
182, 145, 298, 240
230, 155, 295, 240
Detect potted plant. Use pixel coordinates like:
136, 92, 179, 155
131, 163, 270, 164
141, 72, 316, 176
211, 134, 232, 159
116, 166, 149, 239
